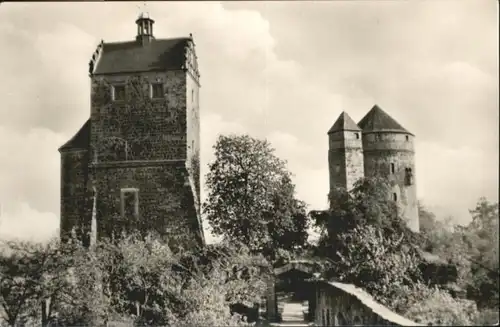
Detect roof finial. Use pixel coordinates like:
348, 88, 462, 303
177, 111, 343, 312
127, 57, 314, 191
136, 1, 148, 18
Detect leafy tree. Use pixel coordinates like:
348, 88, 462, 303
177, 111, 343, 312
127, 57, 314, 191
419, 198, 499, 314
204, 134, 309, 259
463, 198, 499, 309
0, 238, 74, 327
328, 224, 424, 311
313, 177, 417, 260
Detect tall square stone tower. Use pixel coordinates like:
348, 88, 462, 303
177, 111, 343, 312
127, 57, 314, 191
59, 14, 205, 247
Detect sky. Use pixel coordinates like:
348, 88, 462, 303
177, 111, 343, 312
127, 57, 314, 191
0, 1, 498, 244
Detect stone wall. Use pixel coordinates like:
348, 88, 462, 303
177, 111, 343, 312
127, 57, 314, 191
328, 130, 364, 193
312, 280, 423, 326
60, 149, 93, 244
85, 69, 203, 246
91, 161, 202, 247
362, 132, 419, 232
90, 71, 188, 162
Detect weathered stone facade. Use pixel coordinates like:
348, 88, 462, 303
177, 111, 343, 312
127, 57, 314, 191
327, 106, 420, 232
59, 14, 204, 247
328, 112, 365, 194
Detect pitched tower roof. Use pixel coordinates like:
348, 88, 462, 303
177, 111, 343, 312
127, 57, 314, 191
59, 119, 91, 152
358, 105, 413, 135
328, 111, 361, 134
90, 13, 194, 75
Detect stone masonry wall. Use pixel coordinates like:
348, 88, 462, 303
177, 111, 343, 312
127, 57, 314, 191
88, 69, 203, 246
362, 132, 419, 232
92, 162, 202, 248
328, 130, 364, 194
185, 71, 201, 205
60, 150, 93, 243
313, 281, 421, 326
90, 71, 188, 162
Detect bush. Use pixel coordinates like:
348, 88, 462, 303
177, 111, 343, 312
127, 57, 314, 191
405, 287, 478, 325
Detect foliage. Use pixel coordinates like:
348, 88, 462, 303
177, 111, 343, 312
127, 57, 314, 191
0, 238, 74, 327
313, 177, 416, 261
0, 232, 270, 327
419, 198, 499, 312
311, 177, 431, 316
405, 286, 479, 325
204, 134, 309, 259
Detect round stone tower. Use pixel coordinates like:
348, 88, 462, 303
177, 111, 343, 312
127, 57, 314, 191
358, 105, 419, 232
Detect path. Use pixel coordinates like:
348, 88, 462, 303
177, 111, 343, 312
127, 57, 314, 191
270, 297, 310, 327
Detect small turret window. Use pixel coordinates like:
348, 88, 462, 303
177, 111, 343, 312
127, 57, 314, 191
405, 135, 409, 142
390, 163, 395, 174
354, 132, 360, 139
112, 85, 126, 101
405, 168, 413, 185
393, 193, 398, 201
151, 83, 163, 99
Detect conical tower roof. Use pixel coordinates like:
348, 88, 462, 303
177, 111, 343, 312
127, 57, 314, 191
328, 111, 361, 134
358, 105, 413, 135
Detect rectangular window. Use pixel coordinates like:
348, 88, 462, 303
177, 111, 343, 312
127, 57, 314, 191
151, 83, 164, 99
112, 85, 126, 101
120, 188, 139, 219
354, 132, 360, 139
390, 163, 395, 174
405, 168, 413, 185
393, 193, 398, 201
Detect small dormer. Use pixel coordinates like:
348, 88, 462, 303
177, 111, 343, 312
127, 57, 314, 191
136, 13, 155, 45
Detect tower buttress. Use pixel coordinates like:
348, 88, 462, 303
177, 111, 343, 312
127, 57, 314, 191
328, 112, 365, 197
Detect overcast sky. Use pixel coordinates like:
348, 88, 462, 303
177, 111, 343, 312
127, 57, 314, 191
0, 1, 498, 243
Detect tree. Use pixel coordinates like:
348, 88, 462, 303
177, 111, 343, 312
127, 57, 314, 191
419, 198, 499, 313
313, 177, 417, 260
463, 198, 499, 309
0, 237, 78, 327
55, 233, 268, 327
204, 134, 309, 259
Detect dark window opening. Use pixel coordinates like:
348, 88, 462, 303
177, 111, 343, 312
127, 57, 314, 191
390, 163, 395, 174
121, 188, 139, 219
405, 168, 414, 185
354, 132, 360, 139
151, 83, 163, 99
191, 89, 194, 103
405, 135, 410, 142
113, 85, 126, 101
393, 193, 398, 201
